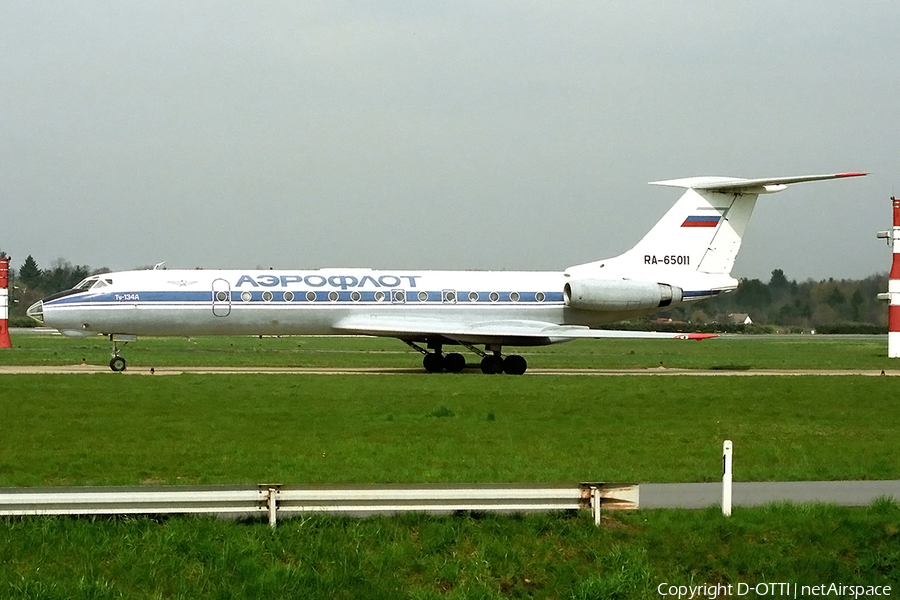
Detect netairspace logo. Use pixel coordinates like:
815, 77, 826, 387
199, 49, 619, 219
656, 582, 892, 599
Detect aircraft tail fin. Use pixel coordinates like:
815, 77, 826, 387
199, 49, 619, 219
569, 172, 865, 277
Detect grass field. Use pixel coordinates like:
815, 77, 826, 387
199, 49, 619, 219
2, 503, 898, 600
2, 374, 899, 486
2, 333, 898, 598
1, 331, 896, 370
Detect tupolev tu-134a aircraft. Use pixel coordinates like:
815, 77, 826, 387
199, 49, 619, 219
28, 172, 865, 374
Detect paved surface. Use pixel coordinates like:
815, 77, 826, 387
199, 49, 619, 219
2, 365, 900, 376
641, 480, 900, 509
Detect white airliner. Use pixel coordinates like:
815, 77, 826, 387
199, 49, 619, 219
28, 172, 865, 373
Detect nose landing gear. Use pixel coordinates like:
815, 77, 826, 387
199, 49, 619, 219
108, 334, 137, 372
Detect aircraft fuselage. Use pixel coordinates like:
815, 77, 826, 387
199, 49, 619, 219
32, 268, 669, 339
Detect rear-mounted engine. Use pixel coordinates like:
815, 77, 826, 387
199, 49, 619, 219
563, 279, 682, 311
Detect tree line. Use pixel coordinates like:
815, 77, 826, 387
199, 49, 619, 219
1, 253, 108, 323
660, 269, 889, 333
1, 253, 891, 332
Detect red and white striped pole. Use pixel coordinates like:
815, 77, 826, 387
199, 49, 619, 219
0, 257, 11, 349
878, 199, 900, 357
889, 198, 900, 357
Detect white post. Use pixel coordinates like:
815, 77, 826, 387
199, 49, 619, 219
722, 440, 733, 517
268, 488, 277, 528
591, 486, 601, 526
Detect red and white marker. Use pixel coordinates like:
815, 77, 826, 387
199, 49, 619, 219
0, 257, 11, 349
890, 198, 900, 358
877, 198, 900, 357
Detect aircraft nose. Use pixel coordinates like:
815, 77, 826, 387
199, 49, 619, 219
26, 300, 44, 324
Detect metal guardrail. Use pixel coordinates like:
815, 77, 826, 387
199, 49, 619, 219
0, 483, 639, 527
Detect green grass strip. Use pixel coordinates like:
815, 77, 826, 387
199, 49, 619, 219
2, 375, 898, 486
1, 502, 897, 599
1, 333, 896, 370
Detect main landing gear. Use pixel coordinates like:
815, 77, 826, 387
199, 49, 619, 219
482, 353, 527, 375
422, 350, 466, 373
406, 341, 528, 375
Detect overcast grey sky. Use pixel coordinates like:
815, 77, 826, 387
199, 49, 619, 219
2, 1, 897, 281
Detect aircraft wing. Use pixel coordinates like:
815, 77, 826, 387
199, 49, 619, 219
333, 315, 715, 343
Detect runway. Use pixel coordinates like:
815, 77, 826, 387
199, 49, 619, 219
1, 365, 899, 376
641, 480, 900, 509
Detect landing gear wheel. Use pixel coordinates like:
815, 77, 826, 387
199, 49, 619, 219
423, 352, 445, 373
444, 353, 466, 373
503, 354, 527, 375
109, 356, 127, 372
480, 355, 504, 375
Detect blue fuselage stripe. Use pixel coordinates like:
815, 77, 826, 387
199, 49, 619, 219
47, 290, 568, 307
46, 289, 721, 309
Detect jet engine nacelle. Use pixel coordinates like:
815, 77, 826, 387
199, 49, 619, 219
563, 279, 683, 312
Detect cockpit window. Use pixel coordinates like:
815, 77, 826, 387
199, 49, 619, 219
74, 276, 99, 290
73, 276, 113, 290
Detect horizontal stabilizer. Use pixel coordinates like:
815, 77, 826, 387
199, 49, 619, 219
650, 172, 866, 194
572, 170, 868, 278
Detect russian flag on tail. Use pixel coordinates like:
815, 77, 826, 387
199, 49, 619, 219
681, 215, 721, 228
